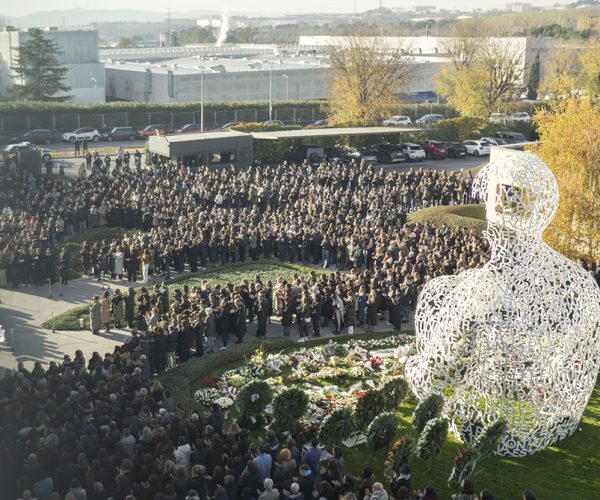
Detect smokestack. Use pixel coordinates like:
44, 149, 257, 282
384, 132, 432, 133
215, 14, 229, 47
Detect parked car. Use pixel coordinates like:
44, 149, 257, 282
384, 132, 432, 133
510, 112, 531, 122
488, 113, 507, 124
382, 115, 412, 126
420, 140, 448, 159
463, 140, 491, 157
374, 143, 406, 163
324, 147, 361, 163
104, 127, 138, 141
447, 142, 467, 158
137, 124, 173, 138
496, 131, 529, 144
283, 144, 325, 166
5, 142, 56, 162
176, 123, 203, 134
10, 129, 55, 145
306, 119, 328, 128
217, 122, 242, 131
358, 148, 379, 164
416, 114, 444, 125
399, 143, 426, 162
262, 120, 285, 126
480, 136, 507, 146
62, 127, 101, 143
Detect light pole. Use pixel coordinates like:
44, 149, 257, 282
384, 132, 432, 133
282, 74, 289, 101
268, 62, 273, 121
200, 66, 204, 132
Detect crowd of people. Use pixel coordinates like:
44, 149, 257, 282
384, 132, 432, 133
0, 156, 483, 288
86, 217, 488, 373
0, 345, 540, 500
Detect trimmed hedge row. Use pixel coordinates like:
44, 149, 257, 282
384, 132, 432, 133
159, 337, 295, 412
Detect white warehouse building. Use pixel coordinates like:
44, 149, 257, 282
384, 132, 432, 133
0, 26, 105, 103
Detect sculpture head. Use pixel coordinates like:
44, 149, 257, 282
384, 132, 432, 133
472, 153, 559, 237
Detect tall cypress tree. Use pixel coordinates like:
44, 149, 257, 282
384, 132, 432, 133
527, 51, 541, 101
11, 28, 71, 101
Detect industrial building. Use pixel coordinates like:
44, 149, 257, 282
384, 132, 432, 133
0, 26, 105, 103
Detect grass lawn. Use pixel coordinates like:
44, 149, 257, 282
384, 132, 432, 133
41, 304, 90, 330
407, 204, 487, 235
200, 334, 600, 498
167, 259, 316, 289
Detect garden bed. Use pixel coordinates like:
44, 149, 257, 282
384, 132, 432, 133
185, 332, 600, 498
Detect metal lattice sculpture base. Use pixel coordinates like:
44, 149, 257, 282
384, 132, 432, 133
406, 153, 600, 457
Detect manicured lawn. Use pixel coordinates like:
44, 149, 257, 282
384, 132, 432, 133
407, 204, 487, 235
167, 259, 316, 289
196, 334, 600, 498
40, 304, 90, 330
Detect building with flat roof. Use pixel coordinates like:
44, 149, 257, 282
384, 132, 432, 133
0, 26, 104, 103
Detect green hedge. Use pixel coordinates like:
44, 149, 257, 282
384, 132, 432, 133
0, 99, 327, 116
40, 304, 90, 330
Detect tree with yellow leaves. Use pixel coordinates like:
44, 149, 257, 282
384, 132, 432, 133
534, 95, 600, 261
435, 38, 523, 119
325, 34, 413, 125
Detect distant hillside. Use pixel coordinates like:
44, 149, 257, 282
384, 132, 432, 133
7, 8, 237, 27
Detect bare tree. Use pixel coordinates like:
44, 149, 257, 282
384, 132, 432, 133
439, 20, 487, 71
325, 32, 414, 125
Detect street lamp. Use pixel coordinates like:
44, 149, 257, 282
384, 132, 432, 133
200, 65, 204, 132
268, 61, 273, 121
282, 74, 289, 101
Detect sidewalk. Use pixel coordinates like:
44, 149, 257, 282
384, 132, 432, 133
0, 274, 413, 373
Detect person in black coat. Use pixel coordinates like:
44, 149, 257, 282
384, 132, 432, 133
255, 292, 269, 339
311, 293, 322, 337
125, 287, 136, 328
153, 328, 168, 374
167, 325, 178, 367
281, 299, 294, 338
216, 299, 230, 350
234, 296, 247, 343
178, 320, 192, 363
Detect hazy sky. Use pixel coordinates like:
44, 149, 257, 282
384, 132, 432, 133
4, 0, 544, 18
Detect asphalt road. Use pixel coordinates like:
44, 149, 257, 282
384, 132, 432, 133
48, 137, 485, 176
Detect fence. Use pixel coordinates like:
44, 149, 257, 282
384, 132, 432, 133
0, 106, 328, 134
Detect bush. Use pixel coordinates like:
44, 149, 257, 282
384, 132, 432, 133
382, 377, 410, 411
272, 387, 310, 434
414, 417, 449, 461
318, 407, 356, 447
412, 394, 445, 434
434, 117, 487, 142
40, 304, 89, 330
366, 412, 401, 452
473, 419, 508, 457
355, 389, 386, 430
235, 380, 273, 428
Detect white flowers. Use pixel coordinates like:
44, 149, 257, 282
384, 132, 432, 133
250, 393, 260, 403
194, 388, 220, 407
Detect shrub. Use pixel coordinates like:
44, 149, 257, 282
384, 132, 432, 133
272, 387, 310, 434
318, 407, 356, 447
355, 389, 386, 430
474, 419, 508, 457
366, 412, 401, 452
236, 380, 273, 427
434, 117, 487, 142
412, 393, 445, 434
414, 417, 449, 461
382, 377, 410, 411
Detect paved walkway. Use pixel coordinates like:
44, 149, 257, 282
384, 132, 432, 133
0, 273, 413, 373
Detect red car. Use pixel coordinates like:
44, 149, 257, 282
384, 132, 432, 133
137, 124, 173, 138
175, 123, 203, 134
420, 140, 448, 159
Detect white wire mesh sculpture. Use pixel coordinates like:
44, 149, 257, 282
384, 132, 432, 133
406, 152, 600, 456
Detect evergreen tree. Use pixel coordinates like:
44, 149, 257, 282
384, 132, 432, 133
11, 28, 70, 101
527, 52, 541, 100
